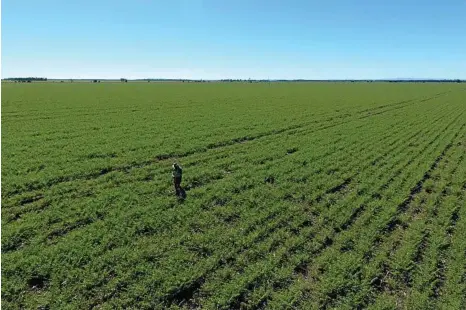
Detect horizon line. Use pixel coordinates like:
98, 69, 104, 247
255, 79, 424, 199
3, 77, 465, 81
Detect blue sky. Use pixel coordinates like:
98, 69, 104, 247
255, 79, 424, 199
2, 0, 465, 79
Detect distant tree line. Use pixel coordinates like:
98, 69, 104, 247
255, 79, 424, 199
3, 78, 464, 84
6, 77, 47, 82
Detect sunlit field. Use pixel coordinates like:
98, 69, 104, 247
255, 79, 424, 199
2, 82, 465, 309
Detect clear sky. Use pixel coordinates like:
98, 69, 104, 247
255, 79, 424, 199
2, 0, 465, 79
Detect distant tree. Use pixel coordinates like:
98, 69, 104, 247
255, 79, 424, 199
8, 77, 46, 82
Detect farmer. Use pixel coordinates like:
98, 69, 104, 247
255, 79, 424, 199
172, 163, 183, 195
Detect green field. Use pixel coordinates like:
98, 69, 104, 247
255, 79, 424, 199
2, 82, 465, 309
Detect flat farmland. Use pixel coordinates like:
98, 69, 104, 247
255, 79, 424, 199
2, 82, 465, 309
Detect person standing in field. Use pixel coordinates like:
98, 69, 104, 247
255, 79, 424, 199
172, 163, 183, 195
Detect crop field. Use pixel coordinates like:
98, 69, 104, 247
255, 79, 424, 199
2, 82, 466, 309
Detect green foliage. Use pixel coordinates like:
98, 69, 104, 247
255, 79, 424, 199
2, 82, 465, 309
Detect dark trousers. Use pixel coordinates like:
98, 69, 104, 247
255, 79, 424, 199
174, 176, 182, 192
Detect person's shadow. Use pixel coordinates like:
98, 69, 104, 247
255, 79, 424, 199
177, 187, 187, 200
